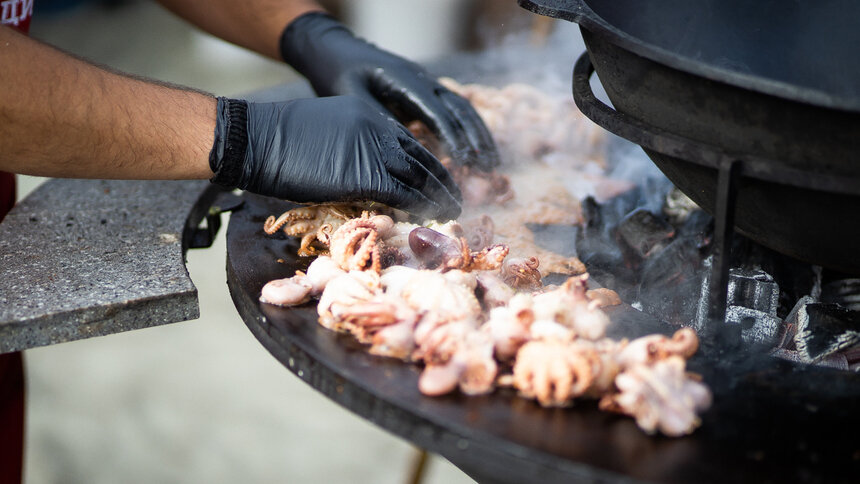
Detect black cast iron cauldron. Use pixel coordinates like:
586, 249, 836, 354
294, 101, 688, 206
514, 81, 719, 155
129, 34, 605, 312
518, 0, 860, 273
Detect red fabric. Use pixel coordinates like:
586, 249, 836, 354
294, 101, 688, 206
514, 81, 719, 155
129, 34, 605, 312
1, 2, 30, 481
1, 0, 33, 34
0, 352, 25, 484
0, 176, 23, 484
0, 172, 14, 224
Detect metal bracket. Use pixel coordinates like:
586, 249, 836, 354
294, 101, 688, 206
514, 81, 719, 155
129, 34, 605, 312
187, 191, 245, 249
706, 159, 742, 328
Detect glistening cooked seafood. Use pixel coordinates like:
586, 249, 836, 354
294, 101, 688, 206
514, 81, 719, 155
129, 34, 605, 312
260, 215, 710, 437
258, 79, 711, 436
263, 204, 366, 257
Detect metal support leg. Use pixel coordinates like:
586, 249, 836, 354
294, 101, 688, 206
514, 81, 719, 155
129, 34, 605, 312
406, 448, 429, 484
706, 159, 743, 333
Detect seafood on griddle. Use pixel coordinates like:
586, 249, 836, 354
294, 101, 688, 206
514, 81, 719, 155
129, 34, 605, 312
262, 204, 365, 257
260, 214, 709, 437
257, 79, 711, 436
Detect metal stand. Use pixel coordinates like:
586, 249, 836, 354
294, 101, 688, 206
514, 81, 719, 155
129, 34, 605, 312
706, 159, 742, 332
407, 449, 429, 484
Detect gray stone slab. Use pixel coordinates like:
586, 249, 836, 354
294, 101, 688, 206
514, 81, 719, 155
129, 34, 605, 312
0, 179, 222, 353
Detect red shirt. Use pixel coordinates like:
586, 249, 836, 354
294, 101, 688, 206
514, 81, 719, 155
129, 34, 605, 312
0, 173, 13, 223
1, 0, 32, 33
0, 1, 33, 222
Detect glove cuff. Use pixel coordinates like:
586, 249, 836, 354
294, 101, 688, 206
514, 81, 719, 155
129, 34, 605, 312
279, 11, 346, 68
209, 97, 249, 188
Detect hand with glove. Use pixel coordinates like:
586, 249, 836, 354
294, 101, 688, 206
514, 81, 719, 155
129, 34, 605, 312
280, 12, 499, 171
209, 96, 462, 220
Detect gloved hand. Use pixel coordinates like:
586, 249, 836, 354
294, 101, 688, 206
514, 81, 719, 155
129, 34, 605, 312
279, 12, 499, 171
209, 96, 462, 220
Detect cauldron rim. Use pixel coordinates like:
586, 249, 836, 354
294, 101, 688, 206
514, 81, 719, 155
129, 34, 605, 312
519, 0, 860, 113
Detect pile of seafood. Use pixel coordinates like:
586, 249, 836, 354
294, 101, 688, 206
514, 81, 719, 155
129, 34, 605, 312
258, 80, 711, 437
438, 77, 607, 168
260, 210, 710, 436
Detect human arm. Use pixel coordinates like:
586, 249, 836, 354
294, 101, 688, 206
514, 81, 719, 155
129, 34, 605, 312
0, 26, 215, 180
0, 26, 461, 218
157, 0, 500, 170
155, 0, 323, 60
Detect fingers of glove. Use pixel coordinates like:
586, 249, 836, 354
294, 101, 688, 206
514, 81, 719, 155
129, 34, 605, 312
437, 89, 500, 171
380, 77, 499, 171
378, 175, 462, 221
367, 74, 477, 165
348, 86, 396, 120
406, 91, 476, 168
396, 127, 463, 203
380, 148, 461, 220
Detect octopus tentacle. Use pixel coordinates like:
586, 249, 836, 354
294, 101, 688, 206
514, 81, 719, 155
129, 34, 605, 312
263, 213, 292, 234
329, 215, 385, 273
298, 233, 321, 257
467, 244, 510, 271
501, 256, 542, 290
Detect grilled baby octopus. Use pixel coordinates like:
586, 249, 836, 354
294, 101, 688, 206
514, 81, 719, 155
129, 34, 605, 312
263, 204, 364, 256
326, 212, 395, 273
500, 256, 542, 291
408, 226, 509, 272
599, 356, 712, 437
511, 339, 599, 406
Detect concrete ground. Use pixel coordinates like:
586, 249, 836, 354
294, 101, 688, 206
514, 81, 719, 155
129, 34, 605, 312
18, 1, 493, 482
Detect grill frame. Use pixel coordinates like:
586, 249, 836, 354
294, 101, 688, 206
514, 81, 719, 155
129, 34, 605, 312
226, 192, 860, 484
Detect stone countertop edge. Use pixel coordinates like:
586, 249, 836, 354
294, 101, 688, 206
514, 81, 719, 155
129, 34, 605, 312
0, 179, 222, 354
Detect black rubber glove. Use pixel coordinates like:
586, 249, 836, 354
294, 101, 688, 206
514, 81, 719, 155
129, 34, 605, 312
209, 96, 462, 220
279, 12, 499, 171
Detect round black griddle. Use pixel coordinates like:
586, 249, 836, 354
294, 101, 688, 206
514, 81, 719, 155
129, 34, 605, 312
226, 192, 860, 484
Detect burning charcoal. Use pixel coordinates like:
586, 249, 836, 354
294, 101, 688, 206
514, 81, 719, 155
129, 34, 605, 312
692, 257, 742, 347
674, 209, 713, 251
729, 237, 821, 318
637, 238, 705, 326
785, 295, 815, 327
576, 249, 637, 301
581, 179, 671, 234
595, 189, 641, 226
842, 345, 860, 371
777, 295, 817, 350
821, 278, 860, 311
794, 302, 860, 363
573, 222, 638, 293
616, 208, 675, 259
771, 348, 850, 371
723, 269, 783, 347
693, 257, 715, 335
725, 307, 783, 347
727, 269, 780, 315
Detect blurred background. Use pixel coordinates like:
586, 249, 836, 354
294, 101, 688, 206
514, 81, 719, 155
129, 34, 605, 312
17, 1, 567, 483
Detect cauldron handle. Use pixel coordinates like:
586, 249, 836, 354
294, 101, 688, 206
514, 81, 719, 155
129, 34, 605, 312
572, 52, 860, 196
573, 52, 746, 336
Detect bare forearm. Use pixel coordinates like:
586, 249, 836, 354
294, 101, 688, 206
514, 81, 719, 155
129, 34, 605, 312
0, 27, 215, 180
156, 0, 325, 60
